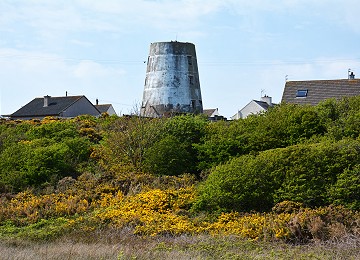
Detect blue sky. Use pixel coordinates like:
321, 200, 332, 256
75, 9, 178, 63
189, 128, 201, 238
1, 0, 360, 117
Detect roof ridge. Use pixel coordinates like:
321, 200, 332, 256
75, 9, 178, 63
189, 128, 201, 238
287, 78, 360, 83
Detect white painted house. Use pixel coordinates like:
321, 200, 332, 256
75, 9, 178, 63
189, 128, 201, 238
231, 96, 273, 120
203, 108, 220, 118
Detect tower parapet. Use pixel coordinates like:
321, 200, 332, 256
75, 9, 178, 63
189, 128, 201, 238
141, 41, 203, 117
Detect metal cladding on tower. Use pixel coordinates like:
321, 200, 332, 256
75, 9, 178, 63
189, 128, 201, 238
141, 41, 203, 117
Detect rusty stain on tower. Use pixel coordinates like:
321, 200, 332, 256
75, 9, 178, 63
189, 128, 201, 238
141, 41, 203, 117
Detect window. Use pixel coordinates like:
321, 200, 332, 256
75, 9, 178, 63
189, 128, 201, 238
189, 75, 194, 85
147, 56, 151, 72
296, 89, 308, 98
191, 100, 196, 109
187, 55, 192, 66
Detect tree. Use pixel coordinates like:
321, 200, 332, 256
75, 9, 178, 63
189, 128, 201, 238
317, 96, 360, 140
195, 120, 246, 171
143, 135, 192, 176
329, 165, 360, 210
162, 115, 208, 174
100, 116, 165, 171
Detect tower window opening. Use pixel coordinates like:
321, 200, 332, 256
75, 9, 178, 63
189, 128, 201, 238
147, 56, 151, 72
191, 100, 196, 109
189, 75, 194, 85
187, 55, 192, 66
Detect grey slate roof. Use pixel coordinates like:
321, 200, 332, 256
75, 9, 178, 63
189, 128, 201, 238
203, 109, 217, 117
281, 79, 360, 105
95, 104, 112, 114
10, 96, 86, 117
253, 100, 270, 110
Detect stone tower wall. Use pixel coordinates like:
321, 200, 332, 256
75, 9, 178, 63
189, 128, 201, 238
141, 41, 203, 117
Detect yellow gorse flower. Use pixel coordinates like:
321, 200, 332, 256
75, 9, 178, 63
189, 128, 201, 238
1, 186, 358, 241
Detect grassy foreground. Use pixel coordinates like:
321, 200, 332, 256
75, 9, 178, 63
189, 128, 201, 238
1, 232, 359, 260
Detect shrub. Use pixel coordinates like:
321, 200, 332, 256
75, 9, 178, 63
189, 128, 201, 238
329, 165, 360, 210
143, 135, 192, 176
195, 104, 326, 171
194, 139, 360, 212
317, 96, 360, 140
163, 115, 208, 174
100, 117, 165, 171
274, 139, 360, 207
0, 137, 92, 192
193, 153, 277, 213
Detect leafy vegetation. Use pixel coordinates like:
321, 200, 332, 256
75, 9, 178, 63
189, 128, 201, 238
0, 96, 360, 249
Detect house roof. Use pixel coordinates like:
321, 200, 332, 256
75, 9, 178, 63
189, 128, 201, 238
203, 108, 217, 117
253, 100, 270, 110
95, 104, 112, 114
282, 79, 360, 105
10, 96, 86, 117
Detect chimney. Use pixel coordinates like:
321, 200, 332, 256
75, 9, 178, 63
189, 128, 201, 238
96, 99, 99, 105
349, 72, 355, 79
43, 95, 51, 107
260, 95, 272, 105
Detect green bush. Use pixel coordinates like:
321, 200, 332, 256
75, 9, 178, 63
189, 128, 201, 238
0, 138, 91, 192
0, 122, 32, 152
163, 115, 208, 174
26, 121, 78, 141
195, 104, 326, 171
317, 96, 360, 140
193, 153, 277, 212
143, 135, 192, 176
195, 120, 247, 171
329, 165, 360, 210
101, 116, 165, 171
194, 139, 360, 212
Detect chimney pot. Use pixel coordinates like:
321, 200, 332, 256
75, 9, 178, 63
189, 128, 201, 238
260, 95, 272, 106
349, 72, 355, 79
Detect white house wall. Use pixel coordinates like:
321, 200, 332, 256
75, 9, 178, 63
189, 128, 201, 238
105, 105, 117, 116
239, 101, 266, 119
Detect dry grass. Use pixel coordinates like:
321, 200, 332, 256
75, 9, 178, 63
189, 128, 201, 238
1, 230, 360, 260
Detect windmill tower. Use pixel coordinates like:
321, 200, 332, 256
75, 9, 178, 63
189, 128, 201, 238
141, 41, 203, 117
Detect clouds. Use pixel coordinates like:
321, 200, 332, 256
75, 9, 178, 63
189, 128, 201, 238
1, 0, 360, 117
2, 0, 360, 35
0, 0, 224, 37
2, 0, 359, 50
0, 48, 131, 115
73, 60, 125, 79
77, 0, 224, 19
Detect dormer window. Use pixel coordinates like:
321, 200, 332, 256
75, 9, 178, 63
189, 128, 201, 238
296, 89, 308, 98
